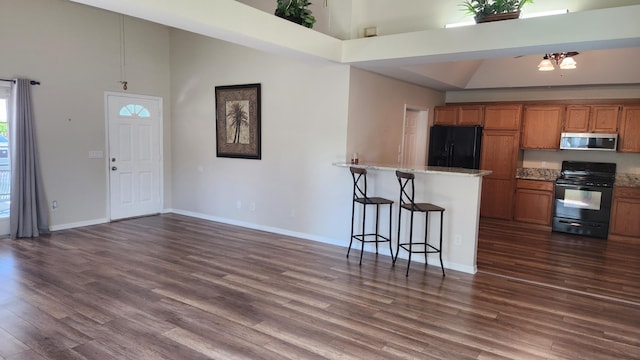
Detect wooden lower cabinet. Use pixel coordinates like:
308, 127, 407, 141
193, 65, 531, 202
480, 129, 522, 220
481, 178, 515, 220
514, 179, 554, 226
610, 187, 640, 239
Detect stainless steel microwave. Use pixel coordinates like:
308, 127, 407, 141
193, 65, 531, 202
559, 132, 618, 151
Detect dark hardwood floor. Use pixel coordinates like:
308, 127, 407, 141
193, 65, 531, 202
0, 214, 639, 359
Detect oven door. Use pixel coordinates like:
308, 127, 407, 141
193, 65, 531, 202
554, 183, 613, 223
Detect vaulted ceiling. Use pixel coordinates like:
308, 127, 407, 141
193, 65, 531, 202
69, 0, 640, 91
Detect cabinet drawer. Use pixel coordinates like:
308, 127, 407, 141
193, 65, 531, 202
614, 187, 640, 199
516, 179, 554, 191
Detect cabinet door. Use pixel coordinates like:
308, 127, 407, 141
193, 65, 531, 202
458, 105, 484, 126
618, 105, 640, 153
480, 130, 520, 179
564, 105, 590, 132
481, 178, 515, 220
589, 105, 620, 133
484, 104, 522, 130
521, 106, 563, 149
514, 188, 553, 225
610, 187, 640, 238
434, 106, 458, 126
480, 130, 521, 220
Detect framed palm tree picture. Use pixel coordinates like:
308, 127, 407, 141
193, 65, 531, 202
215, 83, 261, 159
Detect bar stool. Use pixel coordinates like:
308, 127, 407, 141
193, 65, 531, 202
348, 167, 394, 265
393, 170, 445, 277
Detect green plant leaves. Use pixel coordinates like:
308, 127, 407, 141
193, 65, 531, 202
461, 0, 533, 19
275, 0, 316, 28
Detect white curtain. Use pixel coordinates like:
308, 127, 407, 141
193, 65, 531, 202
10, 78, 49, 238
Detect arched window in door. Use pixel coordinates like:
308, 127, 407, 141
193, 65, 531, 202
119, 104, 151, 118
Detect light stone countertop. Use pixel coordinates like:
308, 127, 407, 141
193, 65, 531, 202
516, 167, 640, 188
333, 162, 492, 177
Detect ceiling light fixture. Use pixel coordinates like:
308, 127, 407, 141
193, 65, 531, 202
537, 52, 579, 71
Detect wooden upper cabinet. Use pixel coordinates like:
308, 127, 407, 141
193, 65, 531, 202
458, 105, 484, 126
618, 105, 640, 153
484, 104, 522, 130
433, 106, 458, 126
564, 105, 590, 132
480, 130, 521, 180
434, 105, 483, 126
521, 105, 564, 149
564, 105, 620, 133
590, 105, 620, 133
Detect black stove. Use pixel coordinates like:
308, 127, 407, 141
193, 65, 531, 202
552, 161, 616, 239
556, 161, 616, 187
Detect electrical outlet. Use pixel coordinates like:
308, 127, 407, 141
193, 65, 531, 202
51, 200, 58, 211
250, 202, 256, 212
236, 200, 241, 209
454, 235, 462, 246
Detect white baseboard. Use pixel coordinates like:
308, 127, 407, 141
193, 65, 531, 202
168, 209, 477, 274
49, 217, 110, 231
169, 208, 345, 247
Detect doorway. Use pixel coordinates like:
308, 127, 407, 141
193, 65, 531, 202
106, 92, 163, 220
401, 106, 428, 167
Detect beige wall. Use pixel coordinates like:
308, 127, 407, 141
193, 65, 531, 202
347, 68, 445, 165
0, 0, 171, 229
170, 29, 352, 241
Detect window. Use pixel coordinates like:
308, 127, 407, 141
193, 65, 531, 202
119, 104, 150, 118
0, 87, 10, 218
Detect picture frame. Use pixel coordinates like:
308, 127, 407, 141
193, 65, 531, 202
215, 83, 261, 159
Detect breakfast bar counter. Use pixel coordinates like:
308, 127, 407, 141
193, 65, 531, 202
334, 162, 492, 274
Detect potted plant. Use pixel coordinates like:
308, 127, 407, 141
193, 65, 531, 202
275, 0, 316, 28
461, 0, 533, 23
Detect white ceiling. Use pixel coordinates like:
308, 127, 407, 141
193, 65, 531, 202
69, 0, 640, 92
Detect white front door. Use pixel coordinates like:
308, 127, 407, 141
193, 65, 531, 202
106, 93, 162, 220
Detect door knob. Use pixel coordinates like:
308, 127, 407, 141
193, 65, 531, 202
111, 166, 117, 171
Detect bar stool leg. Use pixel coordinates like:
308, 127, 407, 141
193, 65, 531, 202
374, 204, 380, 254
439, 211, 445, 277
393, 208, 402, 266
406, 211, 414, 277
424, 213, 429, 266
347, 200, 355, 259
388, 203, 394, 260
359, 204, 366, 265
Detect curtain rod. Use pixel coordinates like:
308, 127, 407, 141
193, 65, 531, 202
0, 78, 41, 85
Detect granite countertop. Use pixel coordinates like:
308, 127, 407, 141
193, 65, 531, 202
516, 168, 560, 182
333, 162, 492, 177
516, 168, 640, 188
615, 173, 640, 188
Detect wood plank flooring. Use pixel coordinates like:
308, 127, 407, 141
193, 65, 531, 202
0, 214, 638, 359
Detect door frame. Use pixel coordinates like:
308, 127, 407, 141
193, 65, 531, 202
400, 104, 429, 166
104, 91, 164, 221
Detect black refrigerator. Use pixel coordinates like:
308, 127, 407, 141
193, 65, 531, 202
427, 125, 483, 169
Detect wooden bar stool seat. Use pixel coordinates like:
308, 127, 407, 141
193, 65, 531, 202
394, 170, 445, 277
348, 167, 394, 265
